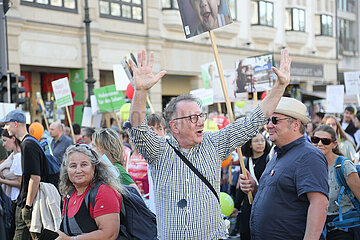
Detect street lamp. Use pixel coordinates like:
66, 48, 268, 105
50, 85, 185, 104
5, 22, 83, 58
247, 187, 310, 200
84, 0, 95, 106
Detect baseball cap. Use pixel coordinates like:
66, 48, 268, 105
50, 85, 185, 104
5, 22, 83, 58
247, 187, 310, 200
0, 109, 26, 123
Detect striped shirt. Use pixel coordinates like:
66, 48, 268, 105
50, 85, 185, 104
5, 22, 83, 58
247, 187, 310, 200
128, 106, 266, 239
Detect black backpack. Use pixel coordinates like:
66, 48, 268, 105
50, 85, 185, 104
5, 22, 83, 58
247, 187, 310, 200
88, 182, 157, 240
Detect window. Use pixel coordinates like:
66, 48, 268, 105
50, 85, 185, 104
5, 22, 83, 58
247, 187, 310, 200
251, 1, 274, 26
285, 8, 305, 32
315, 15, 332, 36
21, 0, 77, 12
99, 0, 143, 22
338, 18, 358, 54
161, 0, 178, 9
338, 0, 356, 13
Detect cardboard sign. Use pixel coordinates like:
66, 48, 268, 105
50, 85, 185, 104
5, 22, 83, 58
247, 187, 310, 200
326, 85, 344, 113
93, 85, 125, 113
190, 88, 214, 106
236, 54, 274, 93
177, 0, 233, 38
344, 71, 360, 95
51, 77, 74, 108
81, 107, 102, 128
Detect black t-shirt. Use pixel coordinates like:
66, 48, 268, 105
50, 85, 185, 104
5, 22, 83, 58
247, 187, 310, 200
17, 134, 49, 208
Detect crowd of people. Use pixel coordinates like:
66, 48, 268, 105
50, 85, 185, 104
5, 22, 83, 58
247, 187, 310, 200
0, 48, 359, 240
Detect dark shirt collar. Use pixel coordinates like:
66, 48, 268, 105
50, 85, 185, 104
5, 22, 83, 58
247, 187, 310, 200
274, 136, 306, 158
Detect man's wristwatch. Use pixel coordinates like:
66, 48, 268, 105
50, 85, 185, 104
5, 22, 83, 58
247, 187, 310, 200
25, 205, 32, 210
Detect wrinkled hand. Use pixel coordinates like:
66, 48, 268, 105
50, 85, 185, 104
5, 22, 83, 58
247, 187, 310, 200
129, 50, 166, 92
272, 48, 291, 87
239, 169, 256, 194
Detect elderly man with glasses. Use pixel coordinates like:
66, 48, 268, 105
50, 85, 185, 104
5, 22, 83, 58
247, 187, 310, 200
126, 49, 290, 240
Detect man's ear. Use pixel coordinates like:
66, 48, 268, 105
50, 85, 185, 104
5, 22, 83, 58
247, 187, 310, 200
170, 121, 179, 134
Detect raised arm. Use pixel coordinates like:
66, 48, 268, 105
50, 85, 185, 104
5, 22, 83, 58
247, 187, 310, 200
129, 50, 166, 127
259, 49, 291, 118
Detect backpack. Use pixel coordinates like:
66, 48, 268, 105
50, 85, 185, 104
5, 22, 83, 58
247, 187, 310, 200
325, 156, 360, 234
23, 136, 60, 187
88, 182, 157, 240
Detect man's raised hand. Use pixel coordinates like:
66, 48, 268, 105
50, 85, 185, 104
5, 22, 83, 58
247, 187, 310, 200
272, 48, 291, 87
129, 50, 166, 92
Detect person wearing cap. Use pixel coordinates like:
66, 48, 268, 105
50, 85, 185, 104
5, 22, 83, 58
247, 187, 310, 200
126, 49, 291, 239
240, 97, 329, 240
1, 109, 49, 239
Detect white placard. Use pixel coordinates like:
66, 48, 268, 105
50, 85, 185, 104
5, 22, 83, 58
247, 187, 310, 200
0, 103, 16, 120
344, 71, 360, 95
190, 88, 214, 106
51, 77, 73, 108
81, 107, 102, 128
213, 69, 247, 103
113, 64, 131, 91
326, 85, 344, 113
90, 95, 100, 115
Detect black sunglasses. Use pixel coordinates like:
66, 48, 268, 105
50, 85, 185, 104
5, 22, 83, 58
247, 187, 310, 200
172, 113, 207, 124
310, 136, 334, 145
267, 117, 290, 125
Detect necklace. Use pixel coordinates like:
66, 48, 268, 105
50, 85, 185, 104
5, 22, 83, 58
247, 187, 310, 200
73, 189, 85, 205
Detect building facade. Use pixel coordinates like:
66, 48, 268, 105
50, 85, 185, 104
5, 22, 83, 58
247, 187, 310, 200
6, 0, 338, 122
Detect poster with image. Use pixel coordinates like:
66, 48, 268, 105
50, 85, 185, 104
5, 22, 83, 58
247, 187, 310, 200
236, 54, 274, 93
201, 61, 217, 89
177, 0, 233, 38
212, 69, 247, 103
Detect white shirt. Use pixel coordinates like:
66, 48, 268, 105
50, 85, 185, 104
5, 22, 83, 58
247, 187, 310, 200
9, 152, 22, 200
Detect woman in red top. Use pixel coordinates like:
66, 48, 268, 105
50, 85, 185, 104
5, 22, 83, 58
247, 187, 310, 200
56, 144, 125, 240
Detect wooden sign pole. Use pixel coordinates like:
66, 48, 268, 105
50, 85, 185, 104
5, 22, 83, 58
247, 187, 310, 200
253, 91, 258, 106
209, 30, 253, 204
113, 110, 123, 130
146, 95, 155, 114
65, 106, 76, 143
217, 102, 222, 114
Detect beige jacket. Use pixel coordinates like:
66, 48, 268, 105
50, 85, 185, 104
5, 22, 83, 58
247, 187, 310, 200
30, 182, 62, 233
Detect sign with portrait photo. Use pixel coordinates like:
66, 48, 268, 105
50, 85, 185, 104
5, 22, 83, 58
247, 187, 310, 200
177, 0, 233, 38
236, 54, 274, 93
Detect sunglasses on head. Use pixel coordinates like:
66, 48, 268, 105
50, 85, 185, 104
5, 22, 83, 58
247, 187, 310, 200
75, 143, 98, 159
267, 117, 290, 125
310, 136, 334, 145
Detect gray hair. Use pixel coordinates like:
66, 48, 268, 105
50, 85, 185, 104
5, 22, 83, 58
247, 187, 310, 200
163, 94, 202, 135
58, 144, 126, 198
82, 127, 95, 139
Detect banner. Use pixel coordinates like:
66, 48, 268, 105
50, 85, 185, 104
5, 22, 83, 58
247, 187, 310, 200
51, 77, 74, 108
93, 85, 125, 113
70, 69, 84, 125
113, 62, 131, 91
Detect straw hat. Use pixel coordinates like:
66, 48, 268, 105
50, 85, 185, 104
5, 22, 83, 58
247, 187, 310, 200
274, 97, 311, 124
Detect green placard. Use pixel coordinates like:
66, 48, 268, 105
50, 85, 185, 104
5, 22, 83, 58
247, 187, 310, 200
70, 69, 84, 125
93, 85, 125, 113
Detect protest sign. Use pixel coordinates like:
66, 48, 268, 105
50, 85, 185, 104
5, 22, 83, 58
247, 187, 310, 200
326, 85, 344, 113
0, 103, 16, 120
236, 53, 274, 93
190, 88, 214, 106
93, 85, 125, 113
70, 69, 84, 124
201, 62, 217, 89
177, 0, 232, 38
344, 71, 360, 95
113, 62, 131, 91
51, 77, 74, 108
90, 95, 100, 115
213, 69, 247, 102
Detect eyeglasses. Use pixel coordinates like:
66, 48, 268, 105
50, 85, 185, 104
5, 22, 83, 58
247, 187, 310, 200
172, 113, 207, 124
310, 136, 334, 145
267, 117, 290, 125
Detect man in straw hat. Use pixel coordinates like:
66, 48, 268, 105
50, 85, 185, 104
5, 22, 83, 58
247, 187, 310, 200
125, 48, 291, 239
240, 97, 329, 240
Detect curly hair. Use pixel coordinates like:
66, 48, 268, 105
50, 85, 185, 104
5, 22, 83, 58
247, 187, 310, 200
92, 128, 125, 165
58, 144, 126, 198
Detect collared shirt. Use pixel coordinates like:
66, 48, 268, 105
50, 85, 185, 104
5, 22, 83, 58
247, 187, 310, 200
128, 106, 266, 239
50, 134, 73, 162
250, 136, 329, 240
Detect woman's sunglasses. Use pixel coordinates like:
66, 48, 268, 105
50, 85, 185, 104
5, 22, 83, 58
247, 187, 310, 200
310, 136, 334, 145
